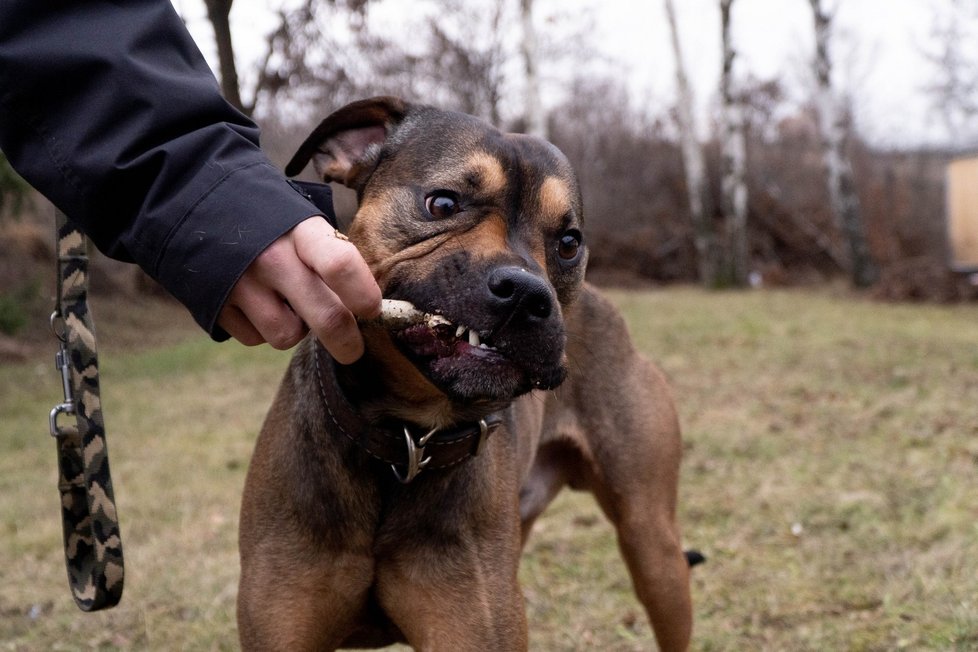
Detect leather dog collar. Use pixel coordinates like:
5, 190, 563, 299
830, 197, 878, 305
313, 341, 502, 483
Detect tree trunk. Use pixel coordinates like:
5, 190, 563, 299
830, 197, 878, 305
203, 0, 245, 114
719, 0, 750, 286
520, 0, 547, 139
664, 0, 717, 286
809, 0, 878, 287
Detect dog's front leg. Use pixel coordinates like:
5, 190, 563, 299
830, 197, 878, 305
374, 539, 528, 651
373, 456, 528, 651
237, 544, 375, 651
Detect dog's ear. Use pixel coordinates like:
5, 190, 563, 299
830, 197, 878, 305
284, 96, 408, 188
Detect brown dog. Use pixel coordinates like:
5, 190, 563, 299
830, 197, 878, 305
237, 97, 693, 651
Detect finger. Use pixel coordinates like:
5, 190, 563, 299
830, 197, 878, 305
244, 229, 366, 361
228, 278, 308, 350
292, 218, 383, 319
217, 304, 265, 346
277, 263, 365, 364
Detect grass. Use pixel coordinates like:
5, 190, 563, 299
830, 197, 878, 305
2, 286, 977, 650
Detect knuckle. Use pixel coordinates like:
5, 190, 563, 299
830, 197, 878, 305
310, 306, 363, 364
237, 332, 265, 347
266, 332, 301, 350
254, 240, 290, 272
317, 242, 363, 281
354, 284, 383, 317
315, 243, 382, 316
264, 318, 307, 350
265, 332, 290, 350
310, 303, 354, 338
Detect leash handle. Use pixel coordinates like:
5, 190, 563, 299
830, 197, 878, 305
50, 209, 124, 611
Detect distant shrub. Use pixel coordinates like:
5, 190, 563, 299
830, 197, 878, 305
0, 281, 39, 336
0, 295, 26, 336
0, 151, 30, 219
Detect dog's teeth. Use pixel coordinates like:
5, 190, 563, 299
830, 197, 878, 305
456, 325, 466, 338
468, 330, 481, 347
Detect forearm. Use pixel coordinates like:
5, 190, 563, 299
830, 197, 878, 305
0, 0, 317, 336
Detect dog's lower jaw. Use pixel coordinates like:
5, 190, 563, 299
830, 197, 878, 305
335, 340, 513, 430
424, 355, 565, 401
356, 326, 565, 425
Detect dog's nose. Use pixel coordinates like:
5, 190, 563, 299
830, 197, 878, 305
487, 266, 553, 321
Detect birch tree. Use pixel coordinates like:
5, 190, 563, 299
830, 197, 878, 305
664, 0, 717, 285
520, 0, 547, 139
808, 0, 878, 287
719, 0, 749, 286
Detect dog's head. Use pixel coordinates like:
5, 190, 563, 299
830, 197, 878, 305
287, 97, 587, 409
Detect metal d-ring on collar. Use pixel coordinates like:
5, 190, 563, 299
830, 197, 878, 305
391, 418, 491, 484
391, 426, 435, 484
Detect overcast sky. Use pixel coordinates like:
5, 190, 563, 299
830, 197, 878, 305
599, 0, 947, 147
176, 0, 960, 148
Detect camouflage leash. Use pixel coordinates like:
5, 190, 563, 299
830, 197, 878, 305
48, 209, 124, 611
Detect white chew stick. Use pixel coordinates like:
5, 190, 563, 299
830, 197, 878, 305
368, 299, 450, 330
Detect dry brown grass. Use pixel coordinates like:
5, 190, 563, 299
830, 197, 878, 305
1, 286, 976, 650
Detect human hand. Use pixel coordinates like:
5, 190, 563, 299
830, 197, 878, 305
217, 216, 382, 363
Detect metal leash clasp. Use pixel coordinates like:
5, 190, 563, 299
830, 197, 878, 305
49, 311, 76, 438
391, 426, 437, 484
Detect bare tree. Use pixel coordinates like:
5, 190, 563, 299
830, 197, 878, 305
424, 0, 508, 125
246, 0, 393, 120
197, 0, 379, 118
922, 0, 978, 144
664, 0, 717, 285
719, 0, 749, 286
808, 0, 877, 287
204, 0, 572, 134
520, 0, 546, 139
202, 0, 244, 113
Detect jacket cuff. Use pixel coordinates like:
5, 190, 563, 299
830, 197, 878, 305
153, 162, 321, 338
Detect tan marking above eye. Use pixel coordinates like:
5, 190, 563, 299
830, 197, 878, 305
464, 151, 507, 195
538, 176, 572, 222
424, 151, 507, 196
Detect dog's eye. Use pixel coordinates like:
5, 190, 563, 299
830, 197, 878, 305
425, 192, 461, 219
557, 229, 582, 261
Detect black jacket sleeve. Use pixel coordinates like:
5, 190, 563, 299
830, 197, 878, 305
0, 0, 322, 338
